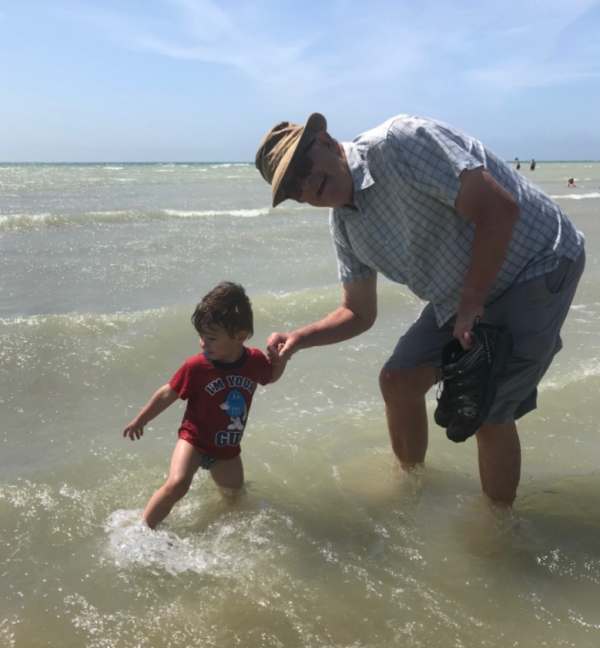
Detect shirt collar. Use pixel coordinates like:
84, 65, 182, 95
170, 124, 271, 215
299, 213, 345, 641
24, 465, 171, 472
342, 140, 375, 195
205, 347, 248, 370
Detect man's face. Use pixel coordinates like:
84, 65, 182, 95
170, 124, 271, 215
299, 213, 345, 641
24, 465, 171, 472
286, 132, 353, 208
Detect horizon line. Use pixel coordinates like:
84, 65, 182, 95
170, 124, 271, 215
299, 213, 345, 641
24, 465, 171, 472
0, 160, 253, 165
1, 159, 599, 165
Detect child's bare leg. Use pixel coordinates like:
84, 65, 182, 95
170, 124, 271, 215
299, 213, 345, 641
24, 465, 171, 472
210, 455, 244, 500
143, 439, 203, 528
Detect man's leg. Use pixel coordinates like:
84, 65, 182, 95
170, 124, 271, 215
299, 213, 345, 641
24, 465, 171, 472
476, 421, 521, 505
476, 250, 585, 506
379, 366, 437, 469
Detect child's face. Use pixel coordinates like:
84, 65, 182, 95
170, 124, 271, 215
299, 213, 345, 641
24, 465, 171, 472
199, 326, 247, 363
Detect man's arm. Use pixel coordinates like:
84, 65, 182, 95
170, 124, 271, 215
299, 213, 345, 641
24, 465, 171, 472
267, 274, 377, 360
454, 167, 519, 347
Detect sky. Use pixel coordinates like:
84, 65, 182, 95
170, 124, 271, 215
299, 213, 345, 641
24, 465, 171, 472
1, 0, 599, 161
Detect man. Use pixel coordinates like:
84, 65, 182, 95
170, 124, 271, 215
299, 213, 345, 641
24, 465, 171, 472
255, 113, 584, 505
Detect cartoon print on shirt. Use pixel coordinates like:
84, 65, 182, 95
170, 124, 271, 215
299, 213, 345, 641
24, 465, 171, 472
214, 389, 248, 447
220, 389, 247, 430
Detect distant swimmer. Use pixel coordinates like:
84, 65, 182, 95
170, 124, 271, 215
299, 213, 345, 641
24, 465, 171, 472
514, 157, 521, 170
568, 178, 576, 188
530, 158, 536, 171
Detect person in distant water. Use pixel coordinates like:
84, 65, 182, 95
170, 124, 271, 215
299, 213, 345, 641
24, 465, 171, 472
255, 112, 585, 506
122, 282, 287, 528
515, 157, 521, 170
568, 177, 576, 188
530, 158, 536, 171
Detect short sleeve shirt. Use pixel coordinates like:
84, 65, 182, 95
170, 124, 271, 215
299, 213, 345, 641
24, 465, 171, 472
330, 115, 584, 326
169, 347, 272, 459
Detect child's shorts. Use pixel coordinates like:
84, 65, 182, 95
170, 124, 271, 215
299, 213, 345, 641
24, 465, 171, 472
383, 251, 585, 424
198, 452, 218, 470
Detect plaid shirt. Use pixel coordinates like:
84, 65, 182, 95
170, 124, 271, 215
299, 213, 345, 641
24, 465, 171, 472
330, 115, 584, 326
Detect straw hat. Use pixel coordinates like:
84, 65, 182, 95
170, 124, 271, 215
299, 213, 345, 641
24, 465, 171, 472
255, 113, 327, 207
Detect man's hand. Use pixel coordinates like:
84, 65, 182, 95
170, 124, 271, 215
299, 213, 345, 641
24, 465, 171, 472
267, 332, 300, 361
453, 297, 484, 349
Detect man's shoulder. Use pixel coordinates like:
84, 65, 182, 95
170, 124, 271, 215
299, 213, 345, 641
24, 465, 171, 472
354, 114, 431, 144
350, 114, 446, 168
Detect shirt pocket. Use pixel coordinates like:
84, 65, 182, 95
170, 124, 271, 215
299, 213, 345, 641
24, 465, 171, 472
544, 258, 572, 295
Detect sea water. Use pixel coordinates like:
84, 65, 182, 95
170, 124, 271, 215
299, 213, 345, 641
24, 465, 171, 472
1, 161, 600, 647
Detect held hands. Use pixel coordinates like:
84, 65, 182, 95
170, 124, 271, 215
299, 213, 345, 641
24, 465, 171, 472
266, 332, 300, 362
123, 418, 145, 441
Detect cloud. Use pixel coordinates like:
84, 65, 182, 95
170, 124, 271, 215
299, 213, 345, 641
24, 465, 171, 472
91, 0, 319, 88
462, 0, 600, 89
70, 0, 600, 95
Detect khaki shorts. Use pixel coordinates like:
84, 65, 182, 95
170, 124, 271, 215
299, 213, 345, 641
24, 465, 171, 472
384, 251, 585, 423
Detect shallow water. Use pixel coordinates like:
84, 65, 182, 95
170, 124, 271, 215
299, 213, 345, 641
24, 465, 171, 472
1, 161, 600, 647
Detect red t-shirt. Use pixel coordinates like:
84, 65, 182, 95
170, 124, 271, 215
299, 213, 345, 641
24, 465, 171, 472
169, 347, 272, 460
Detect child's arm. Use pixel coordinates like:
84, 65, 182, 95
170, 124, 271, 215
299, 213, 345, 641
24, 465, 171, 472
123, 383, 179, 441
267, 344, 288, 383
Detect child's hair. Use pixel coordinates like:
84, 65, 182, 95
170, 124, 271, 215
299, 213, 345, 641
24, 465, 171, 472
191, 282, 254, 337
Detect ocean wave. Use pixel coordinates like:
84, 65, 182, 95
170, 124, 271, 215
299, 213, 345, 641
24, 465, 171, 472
209, 163, 251, 169
0, 212, 58, 230
0, 307, 173, 335
162, 207, 269, 218
551, 192, 600, 200
0, 281, 416, 332
0, 206, 271, 231
0, 286, 337, 330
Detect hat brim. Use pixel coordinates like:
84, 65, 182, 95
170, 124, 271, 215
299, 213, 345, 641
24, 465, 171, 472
271, 112, 327, 207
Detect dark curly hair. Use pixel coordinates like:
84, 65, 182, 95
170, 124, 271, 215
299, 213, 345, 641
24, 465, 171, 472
191, 282, 253, 338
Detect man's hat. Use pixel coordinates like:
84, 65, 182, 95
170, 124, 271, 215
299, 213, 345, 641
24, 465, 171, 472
255, 113, 327, 207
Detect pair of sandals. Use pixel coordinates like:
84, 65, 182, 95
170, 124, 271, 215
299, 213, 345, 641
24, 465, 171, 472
434, 322, 513, 443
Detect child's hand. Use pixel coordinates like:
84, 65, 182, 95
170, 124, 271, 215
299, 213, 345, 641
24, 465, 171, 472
267, 333, 299, 361
267, 342, 286, 364
123, 419, 144, 441
268, 342, 288, 383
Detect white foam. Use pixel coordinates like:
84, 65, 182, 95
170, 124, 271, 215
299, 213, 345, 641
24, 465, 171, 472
105, 509, 216, 575
88, 209, 136, 218
550, 192, 600, 200
0, 306, 169, 331
0, 212, 57, 230
209, 163, 251, 169
104, 506, 288, 577
162, 207, 269, 218
0, 205, 270, 231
